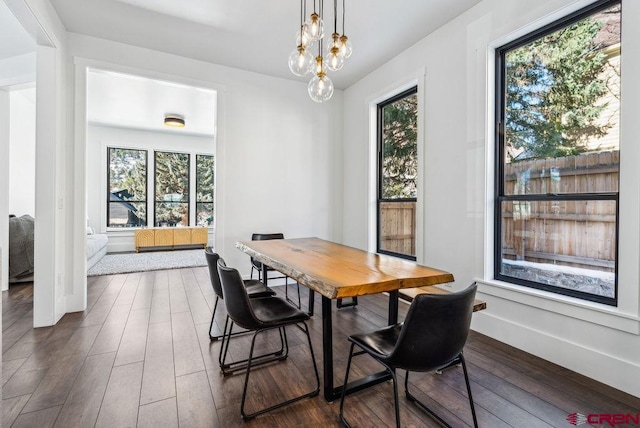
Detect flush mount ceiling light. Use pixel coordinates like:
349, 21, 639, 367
289, 0, 352, 103
164, 114, 185, 128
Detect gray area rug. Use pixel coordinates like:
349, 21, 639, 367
87, 249, 207, 276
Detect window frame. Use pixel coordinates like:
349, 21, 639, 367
195, 153, 215, 227
106, 146, 148, 228
494, 0, 620, 306
376, 86, 418, 261
153, 150, 191, 227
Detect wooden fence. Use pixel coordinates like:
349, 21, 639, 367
502, 150, 619, 272
379, 151, 618, 271
380, 201, 416, 256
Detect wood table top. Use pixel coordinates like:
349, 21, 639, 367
236, 237, 454, 299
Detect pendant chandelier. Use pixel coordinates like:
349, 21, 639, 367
288, 0, 352, 103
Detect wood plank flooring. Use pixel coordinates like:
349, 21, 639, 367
3, 268, 640, 427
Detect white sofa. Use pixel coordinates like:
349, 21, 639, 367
87, 233, 108, 271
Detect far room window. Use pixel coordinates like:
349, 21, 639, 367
495, 0, 620, 305
154, 151, 190, 227
107, 147, 148, 227
196, 154, 214, 226
377, 87, 418, 260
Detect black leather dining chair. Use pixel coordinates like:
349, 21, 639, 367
218, 260, 320, 420
205, 248, 274, 343
250, 233, 302, 308
339, 283, 479, 428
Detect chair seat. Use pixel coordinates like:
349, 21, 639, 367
349, 323, 403, 359
244, 279, 275, 298
251, 296, 310, 328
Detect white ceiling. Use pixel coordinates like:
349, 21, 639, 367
50, 0, 482, 90
0, 0, 35, 60
87, 69, 217, 137
15, 0, 482, 135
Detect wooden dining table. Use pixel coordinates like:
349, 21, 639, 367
236, 237, 455, 402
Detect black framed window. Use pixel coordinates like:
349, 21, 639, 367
196, 154, 214, 226
107, 147, 147, 227
495, 0, 620, 305
377, 87, 418, 260
154, 151, 190, 227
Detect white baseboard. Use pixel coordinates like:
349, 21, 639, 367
472, 312, 640, 398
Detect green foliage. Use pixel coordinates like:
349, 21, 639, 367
109, 149, 216, 227
109, 148, 147, 199
381, 93, 418, 199
109, 148, 147, 225
505, 16, 611, 160
196, 155, 215, 226
155, 152, 190, 225
196, 155, 214, 202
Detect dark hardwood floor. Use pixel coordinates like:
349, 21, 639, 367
3, 268, 639, 427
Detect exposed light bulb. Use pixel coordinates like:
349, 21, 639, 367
308, 71, 334, 103
296, 29, 317, 51
303, 12, 324, 42
288, 45, 314, 77
339, 35, 353, 58
326, 46, 344, 71
329, 32, 341, 50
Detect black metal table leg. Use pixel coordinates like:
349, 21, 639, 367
323, 294, 393, 402
308, 290, 315, 316
388, 290, 399, 325
261, 263, 268, 287
321, 296, 334, 401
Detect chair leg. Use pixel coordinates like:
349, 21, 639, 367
220, 324, 289, 375
460, 354, 479, 428
219, 317, 233, 368
337, 297, 358, 309
285, 277, 302, 309
240, 323, 319, 420
340, 344, 399, 428
250, 265, 261, 281
208, 296, 219, 340
405, 354, 478, 428
339, 343, 356, 428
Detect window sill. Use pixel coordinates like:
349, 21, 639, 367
476, 278, 640, 334
103, 226, 214, 233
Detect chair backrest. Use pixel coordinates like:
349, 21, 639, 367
250, 233, 285, 269
204, 247, 223, 299
217, 259, 261, 331
388, 283, 477, 372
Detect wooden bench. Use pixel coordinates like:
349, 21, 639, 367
399, 285, 487, 312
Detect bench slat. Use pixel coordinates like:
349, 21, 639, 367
399, 286, 487, 312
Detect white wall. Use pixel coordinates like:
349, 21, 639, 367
342, 0, 640, 398
9, 0, 72, 326
0, 89, 10, 291
0, 53, 36, 88
9, 87, 36, 217
86, 124, 215, 252
69, 33, 344, 279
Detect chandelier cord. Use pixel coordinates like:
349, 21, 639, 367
300, 0, 304, 35
318, 0, 324, 58
342, 0, 345, 34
